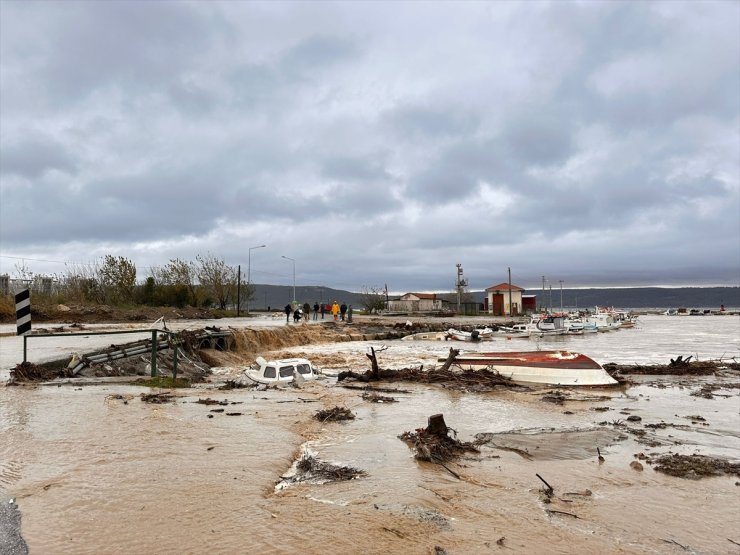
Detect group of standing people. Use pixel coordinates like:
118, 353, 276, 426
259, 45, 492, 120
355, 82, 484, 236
284, 301, 351, 323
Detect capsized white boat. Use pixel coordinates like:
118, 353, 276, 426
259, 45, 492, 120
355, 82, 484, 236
440, 350, 617, 386
244, 356, 320, 385
401, 331, 450, 341
446, 328, 495, 341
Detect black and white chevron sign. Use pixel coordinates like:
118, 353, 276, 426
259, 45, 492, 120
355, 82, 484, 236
15, 289, 31, 335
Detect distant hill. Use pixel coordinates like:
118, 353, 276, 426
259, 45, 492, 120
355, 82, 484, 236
470, 286, 739, 310
248, 284, 365, 311
249, 285, 739, 311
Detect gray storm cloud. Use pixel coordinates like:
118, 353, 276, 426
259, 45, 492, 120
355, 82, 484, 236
1, 1, 738, 290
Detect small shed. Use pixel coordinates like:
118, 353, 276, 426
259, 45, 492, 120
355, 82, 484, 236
522, 295, 537, 314
485, 283, 525, 316
387, 293, 444, 312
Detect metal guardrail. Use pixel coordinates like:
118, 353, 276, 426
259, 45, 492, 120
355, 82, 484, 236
23, 328, 180, 378
21, 328, 231, 378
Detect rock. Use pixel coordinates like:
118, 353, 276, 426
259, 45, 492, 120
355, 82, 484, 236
630, 461, 644, 471
57, 304, 71, 312
627, 415, 642, 422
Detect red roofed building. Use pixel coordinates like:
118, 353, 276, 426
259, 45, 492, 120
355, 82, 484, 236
387, 292, 445, 312
485, 283, 525, 316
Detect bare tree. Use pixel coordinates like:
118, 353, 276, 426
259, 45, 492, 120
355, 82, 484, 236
359, 285, 387, 314
195, 253, 236, 310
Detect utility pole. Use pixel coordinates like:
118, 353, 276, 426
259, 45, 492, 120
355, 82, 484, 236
559, 280, 563, 313
247, 244, 266, 314
549, 284, 552, 313
281, 255, 296, 304
541, 275, 546, 313
508, 267, 513, 316
456, 264, 467, 314
237, 265, 241, 316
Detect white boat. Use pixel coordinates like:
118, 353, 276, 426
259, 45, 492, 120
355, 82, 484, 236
243, 356, 320, 385
441, 350, 617, 386
585, 312, 621, 332
446, 328, 495, 341
401, 331, 450, 341
564, 317, 598, 334
496, 324, 531, 338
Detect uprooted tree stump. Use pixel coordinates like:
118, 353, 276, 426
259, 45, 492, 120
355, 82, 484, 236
399, 414, 479, 476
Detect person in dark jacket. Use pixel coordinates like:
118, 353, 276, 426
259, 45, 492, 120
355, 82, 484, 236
302, 302, 310, 322
284, 304, 292, 324
313, 302, 319, 320
293, 308, 302, 323
340, 303, 347, 321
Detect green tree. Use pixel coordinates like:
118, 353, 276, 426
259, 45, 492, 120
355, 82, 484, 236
195, 253, 236, 310
97, 255, 137, 305
151, 258, 199, 306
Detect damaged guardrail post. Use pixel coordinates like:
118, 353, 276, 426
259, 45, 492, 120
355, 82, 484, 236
150, 330, 158, 377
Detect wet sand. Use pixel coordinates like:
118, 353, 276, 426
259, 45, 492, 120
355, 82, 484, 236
1, 315, 739, 554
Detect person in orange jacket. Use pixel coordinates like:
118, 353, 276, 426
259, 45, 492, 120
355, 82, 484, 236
331, 301, 340, 321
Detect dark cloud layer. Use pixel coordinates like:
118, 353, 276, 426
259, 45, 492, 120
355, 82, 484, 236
1, 1, 738, 291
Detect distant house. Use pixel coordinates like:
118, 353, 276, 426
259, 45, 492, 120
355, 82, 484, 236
484, 283, 525, 316
387, 293, 445, 313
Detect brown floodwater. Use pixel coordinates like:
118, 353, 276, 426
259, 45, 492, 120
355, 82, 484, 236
1, 315, 739, 554
2, 375, 739, 554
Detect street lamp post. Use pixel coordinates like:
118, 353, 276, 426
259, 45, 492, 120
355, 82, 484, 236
281, 255, 296, 304
247, 244, 266, 314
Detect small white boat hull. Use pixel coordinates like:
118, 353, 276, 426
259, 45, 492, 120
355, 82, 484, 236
446, 328, 495, 341
401, 332, 450, 341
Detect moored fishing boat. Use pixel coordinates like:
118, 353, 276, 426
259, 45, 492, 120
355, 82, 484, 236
440, 350, 617, 386
446, 328, 495, 341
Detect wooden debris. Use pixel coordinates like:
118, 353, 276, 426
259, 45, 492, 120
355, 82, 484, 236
195, 398, 229, 405
315, 406, 355, 422
140, 392, 175, 403
399, 414, 479, 473
9, 361, 68, 383
362, 392, 397, 403
536, 473, 554, 495
294, 454, 365, 482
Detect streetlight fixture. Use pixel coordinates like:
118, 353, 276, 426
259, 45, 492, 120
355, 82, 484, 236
281, 255, 296, 304
246, 244, 266, 314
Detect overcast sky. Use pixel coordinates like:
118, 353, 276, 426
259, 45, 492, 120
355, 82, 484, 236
1, 1, 738, 293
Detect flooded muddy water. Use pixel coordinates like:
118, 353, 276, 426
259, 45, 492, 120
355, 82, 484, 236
1, 315, 739, 553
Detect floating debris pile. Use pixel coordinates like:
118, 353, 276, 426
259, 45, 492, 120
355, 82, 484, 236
314, 406, 355, 422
